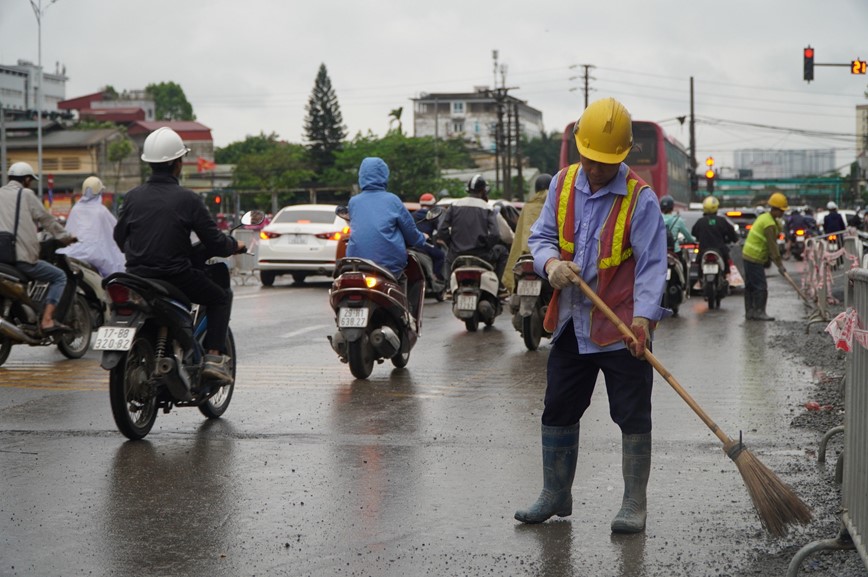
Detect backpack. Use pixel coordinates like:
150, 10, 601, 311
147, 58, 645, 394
665, 218, 677, 251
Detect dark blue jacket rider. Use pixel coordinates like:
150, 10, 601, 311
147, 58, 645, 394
346, 157, 425, 277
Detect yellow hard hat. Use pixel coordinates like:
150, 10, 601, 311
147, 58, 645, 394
702, 195, 720, 214
768, 192, 789, 210
573, 97, 633, 164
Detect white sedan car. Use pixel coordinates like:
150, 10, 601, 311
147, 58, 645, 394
256, 204, 348, 286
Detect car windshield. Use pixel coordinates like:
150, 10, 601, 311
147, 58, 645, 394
274, 210, 335, 224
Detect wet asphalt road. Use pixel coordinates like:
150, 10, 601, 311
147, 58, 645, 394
0, 262, 844, 577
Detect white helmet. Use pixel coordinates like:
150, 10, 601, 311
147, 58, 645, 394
826, 201, 838, 210
81, 176, 105, 199
140, 127, 190, 163
8, 161, 39, 180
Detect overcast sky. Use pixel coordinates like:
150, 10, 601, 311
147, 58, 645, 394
2, 0, 866, 174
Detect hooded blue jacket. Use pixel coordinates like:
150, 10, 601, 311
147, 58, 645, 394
346, 157, 425, 277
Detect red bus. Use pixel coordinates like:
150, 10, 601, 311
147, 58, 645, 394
559, 120, 691, 209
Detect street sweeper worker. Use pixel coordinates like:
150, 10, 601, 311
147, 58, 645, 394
741, 192, 787, 321
517, 97, 669, 533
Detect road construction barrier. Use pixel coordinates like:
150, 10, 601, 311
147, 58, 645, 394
802, 231, 862, 331
787, 267, 868, 576
231, 228, 260, 285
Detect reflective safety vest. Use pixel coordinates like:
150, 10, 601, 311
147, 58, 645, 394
542, 163, 650, 346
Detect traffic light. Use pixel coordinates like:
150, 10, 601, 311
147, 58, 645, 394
705, 168, 715, 193
803, 46, 814, 82
852, 59, 867, 74
214, 194, 222, 206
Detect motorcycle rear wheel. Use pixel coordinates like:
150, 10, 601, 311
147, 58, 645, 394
704, 283, 718, 310
464, 315, 479, 332
58, 294, 92, 359
522, 309, 543, 351
109, 337, 158, 440
348, 337, 374, 379
199, 328, 236, 419
391, 337, 410, 368
0, 336, 11, 367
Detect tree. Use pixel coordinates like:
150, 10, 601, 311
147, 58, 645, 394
215, 132, 282, 164
231, 141, 314, 193
304, 64, 347, 176
145, 81, 196, 121
324, 132, 473, 199
107, 130, 135, 194
388, 107, 403, 135
522, 131, 562, 176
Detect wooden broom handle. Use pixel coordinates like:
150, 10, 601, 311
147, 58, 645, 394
782, 271, 810, 304
574, 277, 732, 446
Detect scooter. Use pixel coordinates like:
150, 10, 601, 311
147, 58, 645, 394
97, 210, 264, 440
449, 255, 503, 332
699, 249, 729, 310
67, 257, 110, 330
509, 254, 552, 350
0, 239, 93, 367
328, 254, 424, 379
661, 248, 688, 316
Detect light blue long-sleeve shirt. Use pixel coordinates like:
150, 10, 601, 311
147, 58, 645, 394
528, 163, 670, 354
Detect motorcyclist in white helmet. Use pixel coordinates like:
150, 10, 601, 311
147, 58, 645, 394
0, 162, 77, 333
114, 127, 245, 384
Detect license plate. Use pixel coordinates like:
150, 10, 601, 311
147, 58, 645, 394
702, 263, 719, 275
284, 234, 308, 245
93, 326, 136, 351
516, 279, 541, 296
456, 294, 477, 311
666, 268, 671, 280
796, 237, 805, 243
338, 307, 368, 328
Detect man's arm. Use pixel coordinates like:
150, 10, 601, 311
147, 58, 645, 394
630, 189, 669, 322
676, 217, 695, 243
191, 193, 237, 257
396, 200, 425, 248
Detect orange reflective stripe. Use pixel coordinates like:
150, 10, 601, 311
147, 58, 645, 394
556, 164, 580, 255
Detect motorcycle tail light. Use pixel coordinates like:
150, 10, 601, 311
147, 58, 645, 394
795, 229, 805, 236
335, 272, 369, 290
455, 270, 480, 283
106, 283, 145, 315
518, 260, 536, 275
828, 234, 838, 242
702, 253, 719, 264
365, 276, 379, 289
260, 230, 281, 240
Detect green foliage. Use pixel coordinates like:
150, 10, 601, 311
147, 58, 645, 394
215, 132, 282, 164
232, 141, 314, 193
103, 85, 119, 101
72, 120, 118, 130
304, 64, 347, 175
523, 131, 563, 175
323, 132, 474, 199
145, 81, 196, 121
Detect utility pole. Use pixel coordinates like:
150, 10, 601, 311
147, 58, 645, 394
569, 64, 595, 109
0, 100, 6, 179
689, 76, 698, 201
514, 102, 523, 201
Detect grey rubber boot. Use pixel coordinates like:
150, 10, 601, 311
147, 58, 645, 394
611, 432, 652, 534
753, 290, 775, 321
514, 423, 579, 524
743, 289, 756, 320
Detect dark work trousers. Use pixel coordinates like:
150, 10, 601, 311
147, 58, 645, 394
742, 259, 767, 301
542, 321, 653, 434
159, 266, 233, 354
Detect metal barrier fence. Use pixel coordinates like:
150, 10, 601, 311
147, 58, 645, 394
230, 228, 260, 285
787, 267, 868, 575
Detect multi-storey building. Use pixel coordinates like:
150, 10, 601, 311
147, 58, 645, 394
0, 59, 67, 118
733, 149, 835, 179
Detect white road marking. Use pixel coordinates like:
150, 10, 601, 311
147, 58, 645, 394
279, 324, 331, 339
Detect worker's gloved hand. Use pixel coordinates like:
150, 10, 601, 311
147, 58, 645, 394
777, 263, 787, 275
623, 317, 651, 359
545, 259, 581, 290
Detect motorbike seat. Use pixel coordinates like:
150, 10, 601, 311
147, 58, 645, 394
104, 272, 192, 309
0, 263, 29, 284
335, 257, 398, 283
452, 255, 493, 271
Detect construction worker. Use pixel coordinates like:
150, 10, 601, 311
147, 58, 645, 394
741, 192, 788, 321
516, 97, 669, 533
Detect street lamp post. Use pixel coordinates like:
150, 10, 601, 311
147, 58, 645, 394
29, 0, 60, 200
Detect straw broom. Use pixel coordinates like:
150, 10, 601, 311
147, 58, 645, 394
574, 276, 813, 536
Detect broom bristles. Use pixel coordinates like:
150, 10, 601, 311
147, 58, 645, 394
725, 440, 813, 537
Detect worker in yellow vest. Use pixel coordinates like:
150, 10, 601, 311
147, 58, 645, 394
515, 97, 669, 534
741, 193, 788, 321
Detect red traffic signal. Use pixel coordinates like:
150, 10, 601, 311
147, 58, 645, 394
804, 46, 814, 82
214, 194, 222, 205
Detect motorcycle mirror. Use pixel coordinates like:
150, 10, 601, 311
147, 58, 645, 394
241, 210, 266, 227
425, 206, 444, 220
336, 206, 350, 222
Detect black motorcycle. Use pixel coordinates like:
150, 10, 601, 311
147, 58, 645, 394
699, 248, 729, 310
97, 210, 263, 440
509, 254, 553, 350
0, 239, 92, 366
661, 248, 688, 316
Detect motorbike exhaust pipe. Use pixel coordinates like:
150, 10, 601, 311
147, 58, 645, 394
0, 318, 42, 345
370, 326, 400, 359
155, 356, 192, 401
